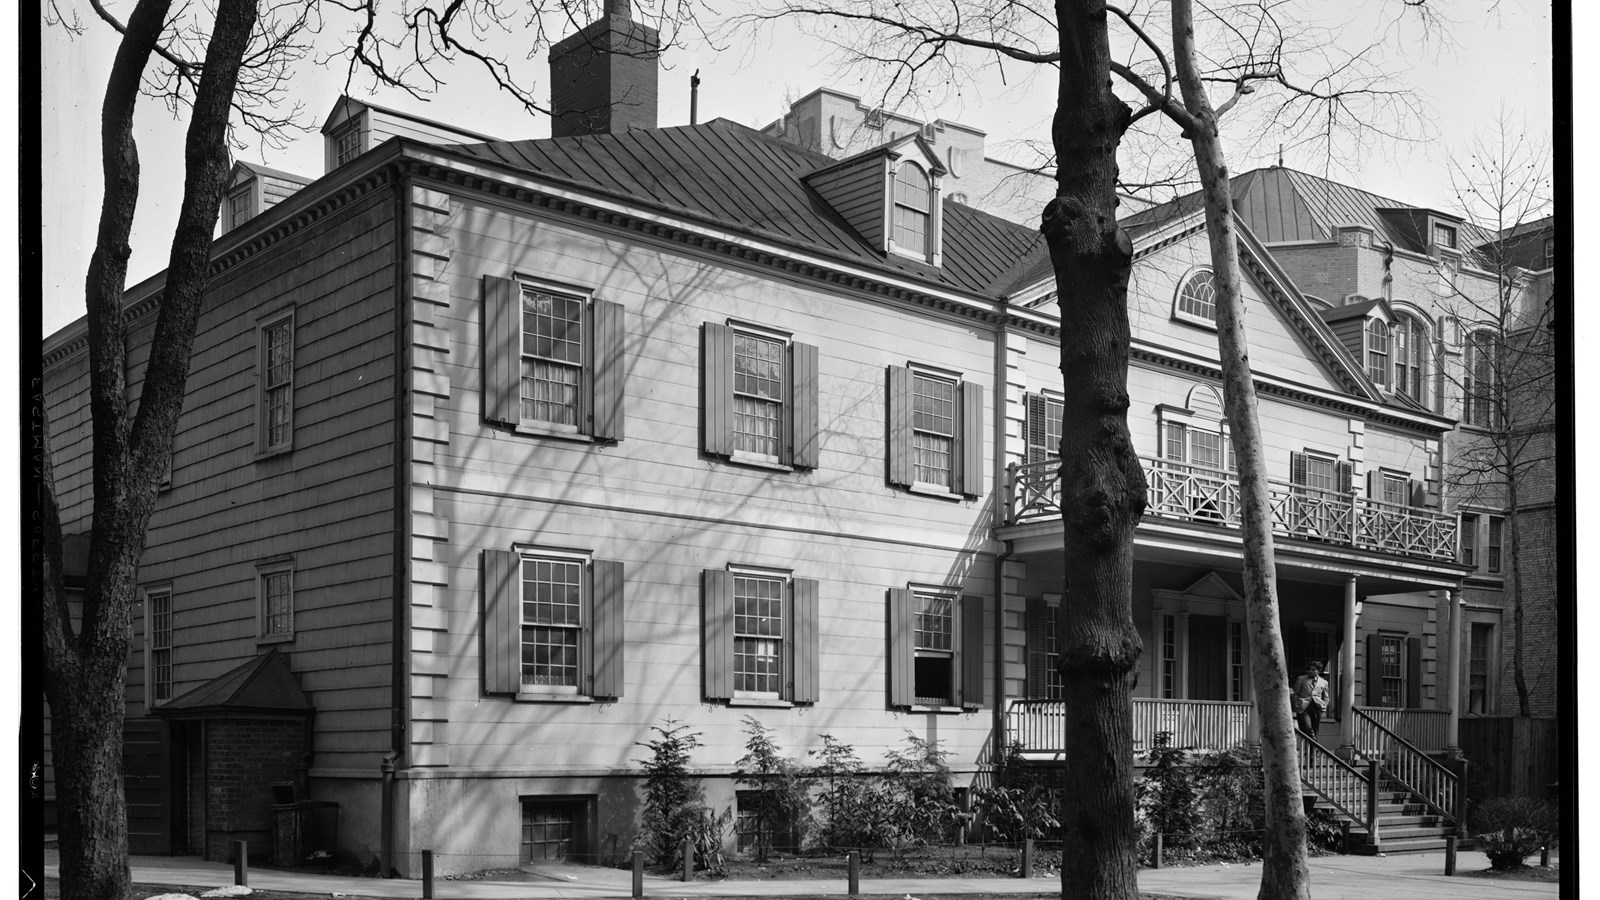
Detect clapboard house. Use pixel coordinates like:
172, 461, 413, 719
43, 6, 1493, 872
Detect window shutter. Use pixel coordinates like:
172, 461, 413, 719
1365, 633, 1381, 706
1025, 394, 1047, 464
591, 299, 626, 442
1337, 461, 1354, 494
1366, 471, 1376, 499
1025, 597, 1050, 698
959, 594, 985, 708
482, 549, 521, 694
888, 588, 915, 707
702, 323, 734, 457
1409, 479, 1426, 508
957, 381, 984, 497
791, 578, 820, 704
482, 276, 520, 426
702, 569, 733, 701
1290, 451, 1307, 486
590, 559, 625, 699
1406, 637, 1423, 709
790, 341, 820, 468
887, 366, 913, 487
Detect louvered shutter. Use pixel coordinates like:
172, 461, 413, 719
703, 569, 734, 701
590, 559, 625, 698
791, 578, 820, 703
957, 382, 984, 497
482, 276, 520, 426
482, 549, 521, 694
1409, 479, 1427, 507
888, 588, 915, 707
1025, 597, 1051, 698
1025, 393, 1048, 464
1366, 470, 1376, 499
790, 342, 820, 468
959, 594, 985, 708
887, 366, 913, 487
1406, 637, 1423, 709
1337, 461, 1354, 495
591, 300, 626, 442
1365, 634, 1381, 706
703, 323, 734, 457
1290, 451, 1307, 486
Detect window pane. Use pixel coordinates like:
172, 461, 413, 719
1382, 474, 1408, 506
151, 591, 172, 701
733, 334, 785, 457
1380, 636, 1403, 708
913, 374, 956, 486
734, 576, 784, 693
521, 289, 584, 425
892, 166, 930, 253
915, 593, 953, 651
523, 558, 584, 625
523, 626, 580, 686
263, 572, 292, 636
1177, 271, 1216, 320
1305, 456, 1335, 492
264, 320, 293, 447
1191, 430, 1222, 469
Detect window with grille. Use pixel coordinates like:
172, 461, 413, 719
1175, 270, 1217, 324
228, 186, 253, 229
1468, 623, 1492, 714
521, 556, 584, 689
1393, 315, 1426, 402
1366, 319, 1390, 386
1464, 330, 1497, 427
1488, 516, 1504, 573
1460, 514, 1479, 567
913, 591, 955, 705
521, 288, 586, 428
736, 790, 800, 855
1161, 614, 1176, 699
734, 575, 784, 695
1228, 620, 1244, 702
261, 315, 294, 452
150, 590, 172, 703
912, 373, 957, 489
1381, 472, 1409, 507
259, 566, 294, 640
1303, 455, 1336, 492
521, 799, 586, 862
333, 121, 362, 166
892, 164, 931, 256
733, 332, 786, 458
1044, 604, 1063, 700
1379, 635, 1404, 708
1433, 223, 1457, 249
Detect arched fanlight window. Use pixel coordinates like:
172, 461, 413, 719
1174, 269, 1217, 324
1393, 314, 1427, 403
892, 163, 932, 256
1365, 318, 1390, 386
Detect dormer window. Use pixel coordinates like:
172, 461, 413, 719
1544, 237, 1554, 267
892, 163, 932, 258
333, 119, 363, 167
1173, 269, 1217, 327
1432, 223, 1458, 250
1392, 314, 1426, 403
1365, 318, 1390, 386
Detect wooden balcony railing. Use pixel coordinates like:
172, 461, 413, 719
1006, 458, 1459, 562
1006, 697, 1252, 755
1351, 708, 1460, 821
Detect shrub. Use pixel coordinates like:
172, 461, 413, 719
734, 716, 811, 861
809, 733, 895, 859
1472, 797, 1559, 870
1138, 732, 1201, 851
1192, 744, 1265, 856
636, 719, 721, 869
973, 742, 1060, 841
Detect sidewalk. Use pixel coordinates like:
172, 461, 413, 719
42, 848, 1561, 900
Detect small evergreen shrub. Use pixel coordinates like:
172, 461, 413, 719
882, 732, 962, 847
809, 733, 895, 858
734, 716, 810, 860
1138, 732, 1201, 852
973, 742, 1060, 841
635, 718, 725, 871
1472, 797, 1559, 870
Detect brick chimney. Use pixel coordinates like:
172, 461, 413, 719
548, 0, 660, 137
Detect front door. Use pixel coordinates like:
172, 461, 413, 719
1188, 614, 1228, 701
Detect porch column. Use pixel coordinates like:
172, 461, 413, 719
1445, 588, 1463, 755
1338, 575, 1358, 758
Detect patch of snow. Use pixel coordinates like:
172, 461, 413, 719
200, 887, 254, 898
143, 894, 200, 900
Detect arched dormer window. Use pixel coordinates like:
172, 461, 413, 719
1365, 318, 1390, 386
1392, 314, 1427, 403
1173, 269, 1217, 326
892, 163, 932, 257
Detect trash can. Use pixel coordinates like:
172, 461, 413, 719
271, 783, 339, 867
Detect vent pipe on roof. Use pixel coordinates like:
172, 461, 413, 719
690, 70, 701, 125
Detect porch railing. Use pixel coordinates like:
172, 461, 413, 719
1005, 697, 1252, 755
1352, 707, 1450, 752
1006, 458, 1459, 562
1351, 707, 1460, 821
1297, 732, 1372, 828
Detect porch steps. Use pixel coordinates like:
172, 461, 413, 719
1305, 789, 1458, 855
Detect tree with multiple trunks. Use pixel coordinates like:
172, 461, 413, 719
41, 1, 706, 896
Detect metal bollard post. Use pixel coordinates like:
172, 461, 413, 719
422, 850, 434, 899
632, 849, 644, 898
681, 838, 693, 882
1444, 836, 1456, 875
1152, 833, 1163, 869
234, 840, 248, 886
1541, 845, 1550, 868
847, 851, 860, 895
1020, 839, 1033, 879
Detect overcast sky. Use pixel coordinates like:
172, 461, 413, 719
40, 0, 1557, 337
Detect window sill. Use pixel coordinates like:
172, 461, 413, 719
513, 422, 597, 444
904, 704, 973, 714
1172, 312, 1218, 330
513, 691, 594, 704
729, 697, 794, 708
258, 633, 295, 646
728, 451, 793, 472
255, 444, 294, 460
908, 483, 965, 501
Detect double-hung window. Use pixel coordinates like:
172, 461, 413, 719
703, 322, 819, 468
1468, 623, 1493, 714
1024, 595, 1063, 700
257, 562, 294, 642
257, 310, 295, 454
1463, 329, 1497, 427
1488, 516, 1504, 573
891, 163, 932, 258
1460, 513, 1479, 567
1024, 393, 1063, 464
888, 364, 983, 497
483, 276, 626, 441
332, 120, 363, 166
1289, 450, 1352, 538
702, 567, 819, 705
888, 587, 983, 710
1366, 632, 1420, 709
1365, 318, 1390, 386
148, 588, 173, 705
482, 548, 625, 699
1393, 315, 1426, 403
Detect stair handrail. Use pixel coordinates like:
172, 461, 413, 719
1296, 732, 1371, 830
1351, 707, 1458, 821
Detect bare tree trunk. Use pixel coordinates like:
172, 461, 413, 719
1169, 3, 1309, 898
1504, 445, 1530, 716
43, 0, 261, 896
1047, 4, 1145, 898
